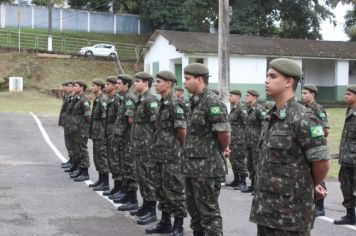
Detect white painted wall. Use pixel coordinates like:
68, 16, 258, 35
230, 56, 267, 84
335, 60, 349, 86
303, 59, 335, 86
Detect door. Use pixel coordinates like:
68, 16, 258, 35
175, 64, 182, 86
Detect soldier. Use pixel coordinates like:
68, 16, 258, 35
88, 79, 110, 191
102, 76, 122, 197
67, 80, 91, 182
249, 58, 330, 235
175, 86, 191, 115
145, 71, 187, 236
334, 85, 356, 225
241, 90, 265, 193
114, 74, 139, 212
129, 72, 159, 225
183, 63, 231, 236
226, 90, 248, 190
301, 84, 330, 217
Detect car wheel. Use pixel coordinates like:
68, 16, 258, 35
109, 53, 117, 59
85, 51, 93, 57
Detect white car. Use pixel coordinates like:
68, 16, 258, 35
79, 44, 118, 59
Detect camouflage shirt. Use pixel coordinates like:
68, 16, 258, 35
229, 102, 247, 145
67, 94, 91, 136
106, 94, 121, 135
150, 90, 187, 163
182, 87, 231, 178
339, 108, 356, 167
130, 89, 159, 154
89, 94, 107, 140
58, 94, 72, 127
245, 102, 266, 147
305, 101, 329, 129
250, 97, 330, 232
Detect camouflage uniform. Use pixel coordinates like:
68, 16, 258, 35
106, 94, 121, 180
113, 90, 137, 192
245, 102, 265, 184
229, 102, 248, 180
338, 107, 356, 209
67, 94, 91, 169
89, 94, 109, 174
183, 87, 231, 236
150, 90, 187, 218
59, 94, 74, 162
130, 89, 159, 201
250, 97, 330, 233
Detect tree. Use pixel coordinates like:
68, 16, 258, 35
87, 0, 111, 12
112, 0, 139, 14
0, 0, 13, 3
32, 0, 64, 6
68, 0, 88, 9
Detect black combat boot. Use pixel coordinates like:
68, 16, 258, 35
226, 174, 239, 187
130, 200, 147, 216
193, 231, 205, 236
65, 163, 77, 173
69, 168, 81, 178
113, 191, 128, 203
145, 211, 172, 234
110, 189, 125, 200
103, 180, 121, 196
334, 208, 356, 225
89, 173, 102, 188
118, 191, 139, 211
74, 168, 89, 182
234, 175, 247, 190
62, 160, 73, 169
137, 201, 157, 225
240, 179, 254, 193
93, 173, 110, 191
169, 217, 184, 236
315, 198, 326, 217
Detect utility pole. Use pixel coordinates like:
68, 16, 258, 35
48, 0, 53, 52
218, 0, 230, 103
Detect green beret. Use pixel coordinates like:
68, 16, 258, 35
175, 86, 184, 92
230, 90, 241, 96
106, 76, 118, 84
117, 74, 133, 81
156, 70, 177, 81
76, 80, 87, 87
347, 84, 356, 94
61, 80, 70, 86
269, 58, 303, 79
67, 81, 76, 86
135, 72, 152, 80
247, 89, 259, 97
303, 84, 318, 93
184, 63, 209, 76
92, 79, 105, 87
211, 89, 220, 95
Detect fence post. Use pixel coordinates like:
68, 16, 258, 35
60, 8, 63, 32
31, 5, 34, 29
0, 4, 5, 28
87, 12, 90, 33
138, 18, 140, 35
113, 14, 116, 35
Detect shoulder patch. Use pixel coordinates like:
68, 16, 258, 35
150, 102, 158, 108
176, 107, 184, 114
210, 106, 221, 115
310, 125, 325, 138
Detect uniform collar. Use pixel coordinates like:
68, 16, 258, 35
269, 97, 297, 120
138, 89, 151, 102
160, 90, 173, 105
347, 107, 356, 118
190, 87, 208, 104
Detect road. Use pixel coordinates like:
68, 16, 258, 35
0, 112, 355, 236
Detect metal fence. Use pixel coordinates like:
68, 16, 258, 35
0, 30, 144, 61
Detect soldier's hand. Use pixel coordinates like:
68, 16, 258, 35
315, 184, 327, 200
222, 147, 231, 158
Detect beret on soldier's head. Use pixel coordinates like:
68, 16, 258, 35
76, 80, 87, 87
135, 72, 153, 80
347, 84, 356, 94
175, 86, 184, 92
68, 81, 76, 86
117, 74, 133, 82
156, 70, 177, 81
106, 76, 118, 84
303, 84, 318, 93
211, 89, 220, 95
230, 90, 241, 96
247, 89, 259, 97
61, 80, 70, 86
184, 63, 209, 76
269, 58, 303, 79
92, 79, 105, 87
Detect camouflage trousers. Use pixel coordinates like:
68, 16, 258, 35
229, 143, 247, 177
120, 140, 137, 192
338, 166, 356, 208
106, 134, 121, 180
134, 151, 156, 201
185, 177, 223, 236
64, 127, 74, 161
257, 225, 310, 236
246, 146, 259, 181
69, 131, 90, 168
155, 161, 187, 218
92, 138, 109, 174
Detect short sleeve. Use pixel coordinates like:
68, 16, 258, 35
124, 98, 136, 117
147, 97, 159, 122
83, 99, 91, 117
208, 101, 231, 132
173, 102, 187, 129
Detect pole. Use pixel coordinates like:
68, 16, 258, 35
218, 0, 230, 103
48, 0, 53, 52
17, 5, 20, 52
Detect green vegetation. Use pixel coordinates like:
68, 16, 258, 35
326, 108, 345, 155
328, 159, 340, 180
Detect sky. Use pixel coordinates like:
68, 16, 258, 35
321, 2, 353, 41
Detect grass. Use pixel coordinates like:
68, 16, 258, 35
328, 159, 339, 180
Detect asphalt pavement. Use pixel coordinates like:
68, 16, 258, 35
0, 112, 355, 236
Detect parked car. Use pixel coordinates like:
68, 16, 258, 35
79, 44, 118, 59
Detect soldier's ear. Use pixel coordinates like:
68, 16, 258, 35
284, 77, 294, 89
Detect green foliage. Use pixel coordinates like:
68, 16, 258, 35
0, 0, 13, 3
32, 0, 48, 6
344, 5, 356, 40
87, 0, 111, 12
113, 0, 139, 14
68, 0, 88, 9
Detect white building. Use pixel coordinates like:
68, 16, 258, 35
144, 30, 356, 102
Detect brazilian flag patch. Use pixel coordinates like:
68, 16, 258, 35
210, 106, 221, 115
310, 125, 324, 138
125, 100, 133, 106
176, 107, 184, 114
150, 102, 158, 108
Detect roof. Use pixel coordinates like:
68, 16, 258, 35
148, 30, 356, 60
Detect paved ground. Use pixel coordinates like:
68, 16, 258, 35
0, 112, 355, 236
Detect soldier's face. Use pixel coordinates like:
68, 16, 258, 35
67, 84, 73, 93
104, 82, 115, 93
134, 79, 146, 93
184, 74, 199, 94
229, 94, 239, 104
301, 89, 314, 104
175, 90, 183, 98
91, 84, 99, 93
245, 94, 256, 105
345, 91, 356, 106
116, 79, 127, 93
265, 68, 293, 97
74, 84, 83, 94
155, 78, 170, 94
